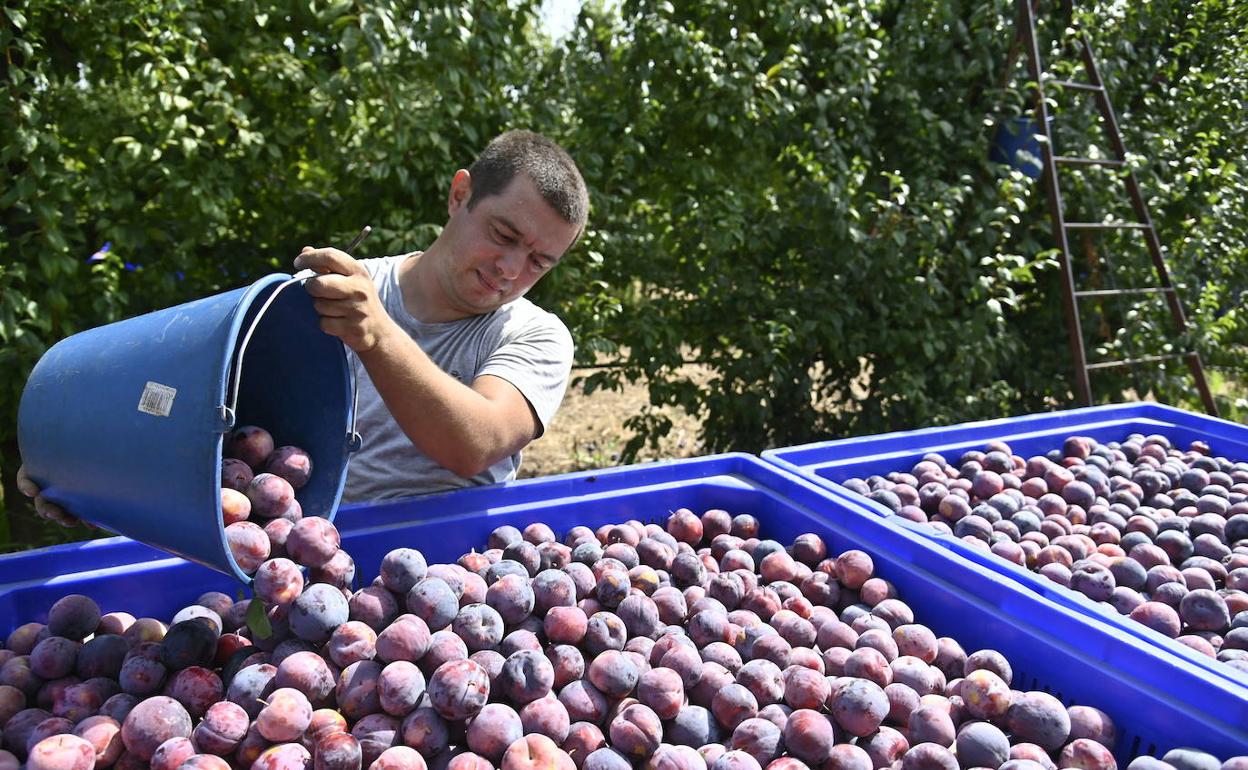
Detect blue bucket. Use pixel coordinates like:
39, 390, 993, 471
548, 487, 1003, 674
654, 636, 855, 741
17, 273, 357, 583
990, 115, 1049, 178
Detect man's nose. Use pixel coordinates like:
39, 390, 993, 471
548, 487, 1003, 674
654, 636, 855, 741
496, 247, 525, 280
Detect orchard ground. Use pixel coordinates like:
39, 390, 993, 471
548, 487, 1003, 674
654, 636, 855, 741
521, 364, 709, 478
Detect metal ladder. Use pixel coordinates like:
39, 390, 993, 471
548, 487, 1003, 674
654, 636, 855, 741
1009, 0, 1218, 415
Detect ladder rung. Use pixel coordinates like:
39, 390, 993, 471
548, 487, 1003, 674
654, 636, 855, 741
1054, 156, 1126, 168
1047, 79, 1104, 92
1074, 287, 1176, 299
1064, 221, 1150, 230
1087, 353, 1187, 371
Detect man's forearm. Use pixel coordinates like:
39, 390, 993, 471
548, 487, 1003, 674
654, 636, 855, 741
356, 321, 524, 478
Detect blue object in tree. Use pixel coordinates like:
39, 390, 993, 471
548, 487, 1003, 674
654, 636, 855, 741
990, 116, 1047, 179
87, 242, 112, 262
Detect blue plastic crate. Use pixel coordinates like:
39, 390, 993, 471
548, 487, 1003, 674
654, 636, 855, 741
11, 400, 1216, 587
762, 402, 1248, 688
1, 453, 1245, 759
0, 460, 688, 588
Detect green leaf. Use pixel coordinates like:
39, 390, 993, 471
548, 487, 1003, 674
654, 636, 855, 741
246, 598, 272, 640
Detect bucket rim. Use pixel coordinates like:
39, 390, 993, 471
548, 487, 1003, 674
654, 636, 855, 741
212, 272, 300, 584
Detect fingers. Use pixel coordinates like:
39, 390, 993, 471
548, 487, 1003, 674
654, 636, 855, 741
318, 316, 350, 339
34, 494, 80, 528
48, 510, 81, 528
303, 272, 367, 301
15, 465, 40, 498
317, 315, 383, 354
312, 297, 351, 318
19, 466, 82, 527
293, 246, 358, 277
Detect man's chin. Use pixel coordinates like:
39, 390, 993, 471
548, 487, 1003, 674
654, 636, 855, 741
478, 288, 521, 310
465, 296, 505, 315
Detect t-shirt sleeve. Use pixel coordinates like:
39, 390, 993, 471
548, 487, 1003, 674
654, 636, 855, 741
476, 313, 575, 437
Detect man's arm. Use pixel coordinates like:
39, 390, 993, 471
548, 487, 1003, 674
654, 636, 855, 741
358, 329, 541, 477
294, 247, 539, 478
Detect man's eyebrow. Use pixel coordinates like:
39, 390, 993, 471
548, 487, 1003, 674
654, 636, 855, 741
493, 215, 522, 236
495, 214, 560, 264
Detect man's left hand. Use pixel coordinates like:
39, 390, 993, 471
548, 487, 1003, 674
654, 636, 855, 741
16, 465, 83, 528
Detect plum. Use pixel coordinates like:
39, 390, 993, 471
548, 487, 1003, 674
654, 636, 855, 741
266, 446, 313, 490
466, 703, 524, 762
120, 695, 192, 761
502, 734, 575, 770
226, 425, 274, 470
1006, 691, 1071, 751
429, 659, 490, 721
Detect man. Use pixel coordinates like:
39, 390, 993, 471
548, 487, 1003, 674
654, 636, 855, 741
18, 129, 589, 520
303, 129, 588, 502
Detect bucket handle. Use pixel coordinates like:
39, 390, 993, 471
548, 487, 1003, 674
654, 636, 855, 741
222, 272, 363, 454
224, 227, 370, 451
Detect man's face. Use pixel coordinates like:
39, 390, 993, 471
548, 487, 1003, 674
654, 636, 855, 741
438, 171, 581, 317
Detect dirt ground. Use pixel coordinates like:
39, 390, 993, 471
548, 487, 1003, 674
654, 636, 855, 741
519, 369, 708, 478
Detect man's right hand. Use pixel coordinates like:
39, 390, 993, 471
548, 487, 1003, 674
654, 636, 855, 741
15, 465, 82, 527
294, 246, 396, 355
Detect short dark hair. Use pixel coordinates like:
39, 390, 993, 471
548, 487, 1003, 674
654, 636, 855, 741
467, 130, 590, 236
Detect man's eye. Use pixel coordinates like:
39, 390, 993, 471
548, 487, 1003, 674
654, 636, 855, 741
491, 226, 514, 244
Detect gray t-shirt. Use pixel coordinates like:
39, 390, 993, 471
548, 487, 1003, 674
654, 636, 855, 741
341, 254, 574, 502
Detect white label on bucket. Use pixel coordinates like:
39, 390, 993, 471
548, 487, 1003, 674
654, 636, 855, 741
137, 381, 177, 417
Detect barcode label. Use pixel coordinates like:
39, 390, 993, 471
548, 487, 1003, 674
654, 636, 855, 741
138, 381, 177, 417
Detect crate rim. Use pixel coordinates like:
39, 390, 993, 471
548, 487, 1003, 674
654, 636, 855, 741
760, 402, 1248, 691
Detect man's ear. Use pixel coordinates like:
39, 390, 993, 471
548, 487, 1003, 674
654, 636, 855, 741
448, 169, 472, 216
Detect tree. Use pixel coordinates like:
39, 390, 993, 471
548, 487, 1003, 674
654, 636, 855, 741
1, 0, 551, 548
536, 0, 1248, 459
3, 0, 1245, 550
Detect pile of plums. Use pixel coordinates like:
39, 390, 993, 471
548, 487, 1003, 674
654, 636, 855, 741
219, 425, 350, 588
841, 433, 1248, 674
1, 505, 1244, 770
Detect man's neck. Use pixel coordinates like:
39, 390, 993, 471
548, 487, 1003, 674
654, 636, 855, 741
397, 247, 469, 324
397, 251, 436, 324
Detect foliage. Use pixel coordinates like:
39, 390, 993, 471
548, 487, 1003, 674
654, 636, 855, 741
0, 0, 550, 547
537, 0, 1248, 458
2, 0, 1246, 548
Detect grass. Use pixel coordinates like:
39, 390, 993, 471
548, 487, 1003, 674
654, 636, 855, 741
1205, 367, 1248, 423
